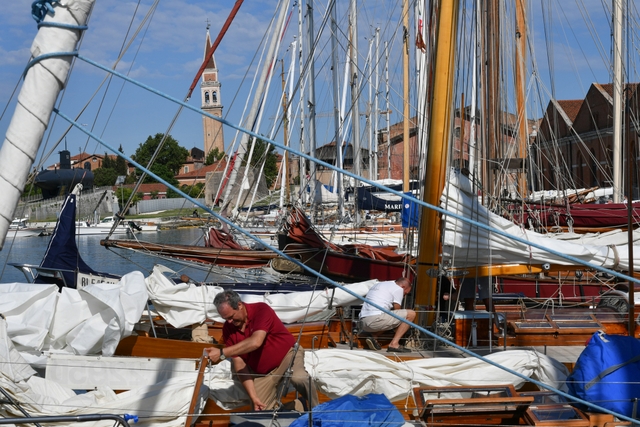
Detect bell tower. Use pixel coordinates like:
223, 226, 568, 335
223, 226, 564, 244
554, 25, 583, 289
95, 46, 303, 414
201, 24, 224, 157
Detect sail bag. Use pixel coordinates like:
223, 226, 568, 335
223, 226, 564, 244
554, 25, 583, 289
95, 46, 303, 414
566, 331, 640, 418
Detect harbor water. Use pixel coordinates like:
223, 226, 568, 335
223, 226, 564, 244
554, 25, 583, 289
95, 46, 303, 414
0, 227, 215, 284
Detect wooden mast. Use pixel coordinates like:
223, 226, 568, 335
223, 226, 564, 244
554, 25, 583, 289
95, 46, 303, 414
515, 0, 528, 199
415, 0, 459, 319
402, 0, 410, 195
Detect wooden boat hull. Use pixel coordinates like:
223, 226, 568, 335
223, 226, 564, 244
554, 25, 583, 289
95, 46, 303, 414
289, 246, 415, 283
101, 238, 279, 267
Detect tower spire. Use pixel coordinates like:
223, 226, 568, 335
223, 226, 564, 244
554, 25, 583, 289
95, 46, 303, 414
201, 24, 224, 156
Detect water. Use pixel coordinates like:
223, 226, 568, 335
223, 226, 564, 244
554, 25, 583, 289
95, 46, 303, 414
0, 228, 216, 283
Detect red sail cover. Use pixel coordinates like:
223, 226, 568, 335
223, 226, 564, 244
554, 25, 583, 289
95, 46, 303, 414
205, 228, 246, 250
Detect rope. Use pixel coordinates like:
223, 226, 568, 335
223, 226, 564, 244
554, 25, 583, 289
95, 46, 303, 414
31, 0, 59, 23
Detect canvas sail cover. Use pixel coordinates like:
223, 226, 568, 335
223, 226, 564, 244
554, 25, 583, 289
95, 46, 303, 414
37, 192, 119, 288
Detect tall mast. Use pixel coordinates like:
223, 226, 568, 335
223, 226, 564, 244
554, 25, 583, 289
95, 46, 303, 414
224, 0, 290, 212
373, 28, 380, 181
330, 1, 345, 218
469, 1, 479, 177
384, 42, 392, 180
306, 0, 318, 215
281, 61, 290, 208
349, 0, 362, 224
515, 0, 528, 199
366, 39, 374, 180
612, 0, 624, 203
415, 0, 459, 316
402, 0, 411, 194
298, 1, 307, 206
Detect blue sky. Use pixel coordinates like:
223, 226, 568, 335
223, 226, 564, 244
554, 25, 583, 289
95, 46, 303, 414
0, 0, 622, 170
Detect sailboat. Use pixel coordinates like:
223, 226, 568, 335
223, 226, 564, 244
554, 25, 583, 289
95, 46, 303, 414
4, 0, 640, 425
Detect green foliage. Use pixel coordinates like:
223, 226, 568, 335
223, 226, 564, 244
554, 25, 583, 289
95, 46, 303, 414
205, 147, 224, 165
101, 153, 114, 169
116, 187, 142, 212
95, 148, 128, 187
180, 183, 205, 198
132, 133, 189, 182
115, 145, 127, 175
244, 137, 279, 188
23, 181, 42, 197
148, 163, 180, 186
94, 167, 119, 186
166, 187, 181, 198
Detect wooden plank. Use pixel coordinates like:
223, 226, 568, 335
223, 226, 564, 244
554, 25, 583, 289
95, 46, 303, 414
184, 354, 208, 427
115, 335, 221, 358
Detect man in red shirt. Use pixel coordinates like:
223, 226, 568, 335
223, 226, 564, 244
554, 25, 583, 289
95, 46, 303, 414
204, 290, 318, 411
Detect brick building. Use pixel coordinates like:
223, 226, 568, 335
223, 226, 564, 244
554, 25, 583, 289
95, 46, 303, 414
534, 83, 639, 193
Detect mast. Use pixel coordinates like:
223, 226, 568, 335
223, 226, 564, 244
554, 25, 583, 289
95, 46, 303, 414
384, 42, 392, 180
366, 39, 374, 180
297, 1, 307, 206
349, 0, 362, 225
515, 0, 528, 199
402, 0, 410, 195
223, 0, 290, 213
469, 2, 479, 177
415, 0, 459, 316
612, 0, 623, 203
306, 0, 318, 215
330, 1, 345, 218
482, 0, 500, 207
373, 28, 380, 181
0, 0, 95, 248
281, 61, 290, 208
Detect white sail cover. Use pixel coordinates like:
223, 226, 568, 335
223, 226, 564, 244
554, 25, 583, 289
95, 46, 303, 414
146, 265, 377, 327
0, 271, 147, 362
0, 0, 95, 249
206, 348, 569, 410
0, 318, 203, 427
313, 180, 340, 203
442, 169, 640, 271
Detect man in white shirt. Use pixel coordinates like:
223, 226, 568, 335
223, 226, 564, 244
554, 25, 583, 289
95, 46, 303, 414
359, 277, 416, 353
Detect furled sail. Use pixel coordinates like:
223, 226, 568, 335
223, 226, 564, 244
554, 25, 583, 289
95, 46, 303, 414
0, 0, 95, 249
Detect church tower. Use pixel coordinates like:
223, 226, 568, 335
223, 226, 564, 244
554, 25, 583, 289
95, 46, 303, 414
201, 25, 224, 157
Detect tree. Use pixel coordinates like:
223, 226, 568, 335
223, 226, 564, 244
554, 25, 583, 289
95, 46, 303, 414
131, 133, 189, 183
101, 152, 114, 169
180, 182, 204, 198
117, 187, 142, 212
94, 167, 119, 186
115, 145, 128, 175
244, 137, 279, 188
205, 147, 224, 165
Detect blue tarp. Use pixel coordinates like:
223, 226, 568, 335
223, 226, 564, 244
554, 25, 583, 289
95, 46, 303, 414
290, 393, 405, 427
401, 191, 420, 228
566, 332, 640, 418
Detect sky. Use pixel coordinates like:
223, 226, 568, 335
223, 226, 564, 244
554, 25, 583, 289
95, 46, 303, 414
0, 0, 624, 171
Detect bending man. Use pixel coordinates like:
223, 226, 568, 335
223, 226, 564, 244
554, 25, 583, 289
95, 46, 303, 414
204, 290, 319, 411
359, 277, 416, 353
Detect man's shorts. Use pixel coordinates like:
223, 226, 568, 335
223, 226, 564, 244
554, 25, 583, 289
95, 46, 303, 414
459, 277, 492, 299
361, 309, 410, 332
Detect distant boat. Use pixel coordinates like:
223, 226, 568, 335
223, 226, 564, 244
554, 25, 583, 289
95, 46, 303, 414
71, 215, 159, 236
7, 217, 45, 238
356, 179, 420, 213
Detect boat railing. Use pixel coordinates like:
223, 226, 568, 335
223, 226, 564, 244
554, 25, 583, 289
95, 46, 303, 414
8, 263, 72, 287
0, 414, 135, 426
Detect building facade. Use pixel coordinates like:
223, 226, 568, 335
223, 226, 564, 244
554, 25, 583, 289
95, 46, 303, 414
201, 26, 225, 158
